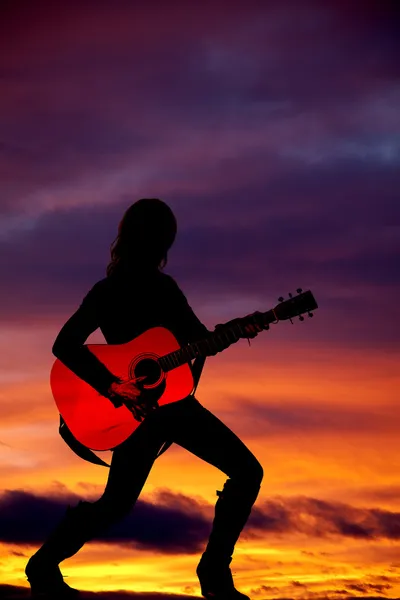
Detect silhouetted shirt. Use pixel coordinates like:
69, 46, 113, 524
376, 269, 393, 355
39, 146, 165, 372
52, 268, 211, 397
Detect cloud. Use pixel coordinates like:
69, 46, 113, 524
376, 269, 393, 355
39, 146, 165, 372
0, 586, 197, 600
1, 162, 399, 324
1, 579, 397, 600
0, 0, 399, 221
0, 1, 399, 354
1, 487, 400, 553
0, 488, 211, 553
248, 495, 400, 541
219, 397, 400, 437
347, 583, 392, 595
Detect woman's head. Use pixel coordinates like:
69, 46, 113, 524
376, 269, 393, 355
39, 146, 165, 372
106, 198, 177, 276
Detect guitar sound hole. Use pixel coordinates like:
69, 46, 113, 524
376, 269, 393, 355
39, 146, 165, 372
132, 358, 162, 387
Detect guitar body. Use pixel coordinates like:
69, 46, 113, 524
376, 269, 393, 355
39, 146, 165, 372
50, 327, 194, 451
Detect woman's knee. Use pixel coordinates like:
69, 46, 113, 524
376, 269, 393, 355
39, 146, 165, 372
230, 455, 263, 489
252, 459, 264, 485
244, 457, 263, 488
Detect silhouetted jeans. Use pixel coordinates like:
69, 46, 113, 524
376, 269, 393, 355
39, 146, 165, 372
95, 395, 263, 517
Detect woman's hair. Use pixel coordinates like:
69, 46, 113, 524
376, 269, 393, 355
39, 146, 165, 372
106, 198, 177, 277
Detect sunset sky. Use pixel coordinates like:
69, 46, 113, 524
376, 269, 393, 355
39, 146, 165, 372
0, 1, 399, 599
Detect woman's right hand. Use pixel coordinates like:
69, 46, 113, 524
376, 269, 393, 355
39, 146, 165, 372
108, 376, 151, 421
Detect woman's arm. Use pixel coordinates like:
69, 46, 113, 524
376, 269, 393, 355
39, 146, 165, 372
164, 276, 211, 342
165, 276, 263, 353
52, 283, 121, 398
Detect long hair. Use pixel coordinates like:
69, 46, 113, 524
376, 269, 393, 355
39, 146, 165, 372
106, 198, 177, 277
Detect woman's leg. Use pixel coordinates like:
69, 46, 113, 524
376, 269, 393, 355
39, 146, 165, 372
91, 405, 170, 520
26, 395, 262, 597
25, 402, 171, 595
170, 396, 263, 482
92, 394, 264, 569
166, 396, 264, 600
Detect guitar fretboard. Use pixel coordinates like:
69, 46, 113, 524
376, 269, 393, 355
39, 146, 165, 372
158, 309, 275, 372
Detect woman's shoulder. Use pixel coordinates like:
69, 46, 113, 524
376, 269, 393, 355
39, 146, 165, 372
157, 272, 182, 292
79, 277, 108, 306
89, 270, 179, 295
87, 277, 109, 294
158, 271, 174, 284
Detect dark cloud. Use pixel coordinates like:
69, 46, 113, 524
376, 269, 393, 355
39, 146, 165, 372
3, 582, 395, 600
1, 488, 400, 553
0, 585, 197, 600
347, 583, 392, 595
0, 162, 399, 350
249, 579, 395, 600
0, 583, 397, 600
0, 0, 398, 358
248, 496, 400, 541
0, 489, 211, 553
0, 0, 399, 216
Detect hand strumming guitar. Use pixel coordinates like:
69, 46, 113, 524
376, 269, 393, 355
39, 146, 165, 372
107, 376, 156, 422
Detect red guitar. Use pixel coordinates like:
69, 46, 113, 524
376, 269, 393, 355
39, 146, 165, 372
51, 289, 318, 451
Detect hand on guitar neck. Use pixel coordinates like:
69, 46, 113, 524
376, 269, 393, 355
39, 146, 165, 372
213, 313, 265, 351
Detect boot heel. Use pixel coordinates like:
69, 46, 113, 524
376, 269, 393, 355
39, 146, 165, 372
24, 501, 101, 597
25, 555, 80, 597
196, 554, 250, 600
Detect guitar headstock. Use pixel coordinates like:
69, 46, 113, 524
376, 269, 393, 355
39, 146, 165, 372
273, 288, 318, 322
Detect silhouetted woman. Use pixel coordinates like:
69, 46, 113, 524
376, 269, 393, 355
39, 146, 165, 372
25, 198, 264, 599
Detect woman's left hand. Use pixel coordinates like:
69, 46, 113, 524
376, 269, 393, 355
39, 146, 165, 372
213, 313, 265, 346
242, 323, 262, 338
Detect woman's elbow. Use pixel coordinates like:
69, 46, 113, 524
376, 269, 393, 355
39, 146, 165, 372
52, 336, 73, 358
52, 335, 83, 359
52, 340, 62, 358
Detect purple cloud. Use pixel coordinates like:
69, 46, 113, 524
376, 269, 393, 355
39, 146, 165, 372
0, 0, 398, 357
1, 487, 400, 551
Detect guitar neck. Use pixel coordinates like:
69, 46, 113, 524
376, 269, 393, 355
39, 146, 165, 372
158, 309, 277, 373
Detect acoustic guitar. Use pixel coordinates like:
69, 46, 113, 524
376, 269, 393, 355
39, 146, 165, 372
51, 289, 318, 451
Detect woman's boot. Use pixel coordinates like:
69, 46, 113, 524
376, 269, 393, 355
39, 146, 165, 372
196, 478, 261, 600
25, 500, 110, 597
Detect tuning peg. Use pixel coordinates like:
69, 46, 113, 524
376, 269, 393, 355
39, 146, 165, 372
278, 296, 284, 302
289, 292, 293, 298
297, 288, 303, 294
299, 315, 304, 321
308, 312, 313, 318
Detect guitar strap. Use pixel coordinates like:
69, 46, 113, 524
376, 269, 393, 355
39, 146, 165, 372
59, 414, 111, 467
59, 356, 207, 468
